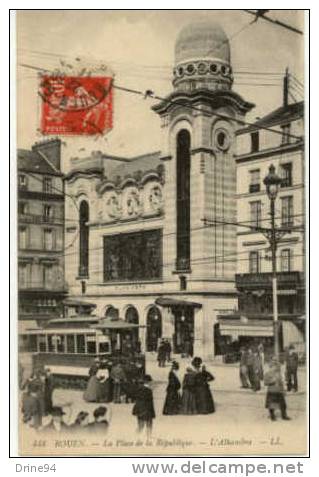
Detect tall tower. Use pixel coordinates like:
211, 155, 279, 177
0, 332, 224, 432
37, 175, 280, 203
153, 21, 254, 358
154, 21, 254, 284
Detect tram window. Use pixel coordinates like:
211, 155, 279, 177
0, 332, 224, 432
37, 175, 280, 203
99, 342, 110, 353
76, 334, 85, 353
48, 335, 54, 352
38, 335, 46, 352
87, 340, 96, 354
67, 335, 75, 353
29, 335, 37, 352
56, 335, 65, 353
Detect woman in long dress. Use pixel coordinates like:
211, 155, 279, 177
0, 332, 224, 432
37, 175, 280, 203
83, 362, 100, 402
180, 367, 197, 415
96, 368, 113, 403
195, 364, 215, 414
163, 361, 181, 415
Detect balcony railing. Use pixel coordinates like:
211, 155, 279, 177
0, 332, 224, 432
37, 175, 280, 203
236, 271, 303, 289
18, 213, 63, 225
249, 183, 260, 193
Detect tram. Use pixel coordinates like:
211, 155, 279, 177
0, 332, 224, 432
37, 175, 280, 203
26, 315, 145, 389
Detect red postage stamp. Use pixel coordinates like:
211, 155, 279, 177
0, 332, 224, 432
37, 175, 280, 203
39, 75, 113, 136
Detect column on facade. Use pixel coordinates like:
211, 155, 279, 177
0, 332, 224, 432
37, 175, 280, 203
194, 302, 215, 360
161, 306, 175, 341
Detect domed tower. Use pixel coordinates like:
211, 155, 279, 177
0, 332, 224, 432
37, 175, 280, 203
173, 21, 233, 92
152, 20, 254, 359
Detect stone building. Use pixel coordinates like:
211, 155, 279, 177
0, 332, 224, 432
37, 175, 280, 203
64, 21, 254, 359
18, 139, 67, 343
217, 96, 305, 353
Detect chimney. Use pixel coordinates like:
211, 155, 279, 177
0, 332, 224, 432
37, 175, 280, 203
32, 138, 61, 171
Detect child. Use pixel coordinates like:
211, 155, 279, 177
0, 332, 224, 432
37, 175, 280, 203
132, 375, 155, 440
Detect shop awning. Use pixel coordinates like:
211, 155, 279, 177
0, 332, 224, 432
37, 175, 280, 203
218, 318, 274, 340
155, 297, 202, 308
25, 327, 100, 335
93, 318, 141, 330
18, 321, 40, 334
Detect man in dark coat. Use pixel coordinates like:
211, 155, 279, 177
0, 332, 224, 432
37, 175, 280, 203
157, 340, 166, 367
43, 369, 54, 415
164, 339, 172, 362
264, 359, 291, 421
163, 361, 181, 415
285, 345, 299, 392
132, 375, 155, 440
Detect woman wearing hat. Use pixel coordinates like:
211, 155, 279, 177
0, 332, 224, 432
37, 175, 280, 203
83, 359, 101, 403
190, 357, 215, 415
194, 363, 215, 415
180, 366, 198, 415
163, 361, 181, 415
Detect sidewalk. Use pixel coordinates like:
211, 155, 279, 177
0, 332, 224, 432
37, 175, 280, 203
145, 355, 306, 394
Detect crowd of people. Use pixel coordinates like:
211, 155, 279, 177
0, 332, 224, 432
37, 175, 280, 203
20, 342, 300, 436
239, 343, 300, 421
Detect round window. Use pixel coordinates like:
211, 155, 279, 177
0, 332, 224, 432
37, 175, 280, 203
210, 63, 218, 74
186, 63, 195, 75
221, 65, 227, 75
215, 128, 231, 151
178, 66, 184, 77
197, 62, 208, 75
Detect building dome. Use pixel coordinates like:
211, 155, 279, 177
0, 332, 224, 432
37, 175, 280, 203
173, 21, 233, 92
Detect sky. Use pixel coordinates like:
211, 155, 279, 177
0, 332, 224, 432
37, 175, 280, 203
15, 10, 304, 172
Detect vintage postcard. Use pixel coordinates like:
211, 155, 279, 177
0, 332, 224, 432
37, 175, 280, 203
13, 9, 307, 456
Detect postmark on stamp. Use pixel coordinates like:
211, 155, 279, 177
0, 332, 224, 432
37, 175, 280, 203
39, 75, 113, 136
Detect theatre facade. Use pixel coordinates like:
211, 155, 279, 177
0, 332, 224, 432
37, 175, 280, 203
64, 21, 254, 359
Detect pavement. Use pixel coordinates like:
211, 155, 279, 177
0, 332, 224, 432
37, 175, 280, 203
19, 359, 307, 456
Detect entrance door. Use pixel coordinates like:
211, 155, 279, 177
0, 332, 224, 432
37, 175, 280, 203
125, 306, 139, 352
173, 307, 194, 356
146, 306, 162, 351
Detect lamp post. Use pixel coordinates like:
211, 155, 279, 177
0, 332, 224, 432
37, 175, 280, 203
263, 164, 282, 358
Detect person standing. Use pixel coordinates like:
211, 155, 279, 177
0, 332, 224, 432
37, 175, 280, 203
251, 349, 262, 392
163, 361, 181, 415
264, 358, 291, 421
132, 375, 155, 440
239, 347, 249, 389
285, 345, 299, 392
84, 365, 101, 403
88, 357, 100, 377
246, 347, 255, 389
193, 358, 215, 414
157, 340, 166, 367
165, 339, 172, 363
180, 367, 197, 415
43, 368, 54, 415
110, 361, 126, 403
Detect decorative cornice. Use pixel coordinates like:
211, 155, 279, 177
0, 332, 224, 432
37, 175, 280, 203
152, 89, 255, 116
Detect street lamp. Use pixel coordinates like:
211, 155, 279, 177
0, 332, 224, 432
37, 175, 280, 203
263, 164, 282, 358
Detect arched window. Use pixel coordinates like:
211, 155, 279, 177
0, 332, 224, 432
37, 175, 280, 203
79, 200, 89, 277
125, 306, 139, 347
176, 129, 191, 271
146, 306, 162, 351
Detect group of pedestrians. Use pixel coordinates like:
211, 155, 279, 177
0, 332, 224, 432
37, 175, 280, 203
83, 357, 143, 404
239, 343, 299, 422
163, 357, 215, 415
239, 344, 264, 391
131, 356, 215, 440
